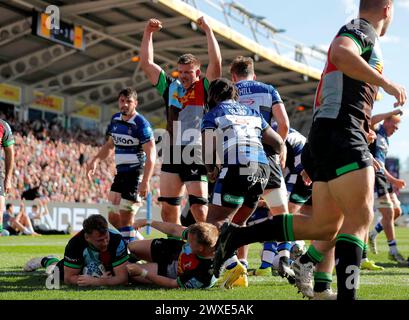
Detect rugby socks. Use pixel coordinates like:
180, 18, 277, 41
119, 226, 143, 244
228, 215, 295, 249
41, 256, 60, 268
224, 256, 239, 270
299, 244, 324, 265
277, 242, 292, 260
167, 235, 182, 241
335, 234, 364, 301
370, 221, 384, 239
388, 240, 398, 255
0, 223, 3, 233
239, 259, 249, 270
374, 222, 384, 233
362, 243, 368, 261
260, 242, 277, 269
314, 272, 332, 293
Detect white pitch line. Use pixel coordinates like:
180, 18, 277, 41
0, 271, 44, 276
0, 242, 66, 246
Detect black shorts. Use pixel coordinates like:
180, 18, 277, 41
286, 173, 312, 204
110, 168, 143, 202
308, 119, 372, 182
56, 259, 65, 282
211, 163, 270, 209
151, 238, 184, 277
161, 145, 208, 183
266, 154, 283, 190
301, 142, 315, 181
161, 163, 208, 183
375, 171, 393, 198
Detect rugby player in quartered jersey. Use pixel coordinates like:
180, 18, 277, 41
140, 17, 222, 225
128, 220, 218, 289
87, 88, 156, 245
23, 215, 130, 287
211, 0, 406, 301
305, 0, 406, 300
0, 119, 15, 236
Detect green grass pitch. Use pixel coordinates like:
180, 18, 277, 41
1, 228, 409, 300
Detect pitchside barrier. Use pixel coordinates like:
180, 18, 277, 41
6, 195, 161, 233
6, 197, 409, 232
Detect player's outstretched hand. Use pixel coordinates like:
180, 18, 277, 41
382, 80, 407, 107
127, 263, 145, 277
86, 160, 97, 180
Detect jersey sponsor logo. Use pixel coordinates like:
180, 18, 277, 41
233, 118, 251, 126
223, 194, 244, 205
64, 256, 80, 264
83, 262, 105, 277
178, 252, 199, 274
290, 193, 308, 203
112, 135, 134, 145
170, 80, 206, 110
247, 175, 268, 185
240, 98, 255, 106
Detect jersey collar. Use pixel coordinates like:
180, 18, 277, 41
120, 112, 137, 123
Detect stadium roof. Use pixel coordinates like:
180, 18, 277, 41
0, 0, 323, 133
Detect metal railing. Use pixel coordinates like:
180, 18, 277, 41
182, 0, 326, 69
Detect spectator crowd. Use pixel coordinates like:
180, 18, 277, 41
0, 112, 161, 204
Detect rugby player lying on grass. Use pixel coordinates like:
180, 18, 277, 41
127, 219, 218, 289
24, 214, 129, 287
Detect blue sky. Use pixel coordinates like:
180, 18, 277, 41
201, 0, 409, 170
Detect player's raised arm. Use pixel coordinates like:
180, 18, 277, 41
139, 18, 164, 85
197, 16, 222, 82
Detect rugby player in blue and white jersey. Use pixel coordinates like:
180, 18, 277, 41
229, 56, 294, 282
87, 88, 156, 245
202, 78, 284, 287
368, 109, 407, 264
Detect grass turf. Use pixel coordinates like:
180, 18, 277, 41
1, 228, 409, 300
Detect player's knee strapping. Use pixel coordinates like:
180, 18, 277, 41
107, 203, 120, 214
374, 197, 393, 209
263, 185, 287, 209
119, 199, 141, 213
188, 195, 208, 206
118, 225, 144, 244
158, 196, 183, 206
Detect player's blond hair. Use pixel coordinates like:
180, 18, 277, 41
188, 222, 219, 249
